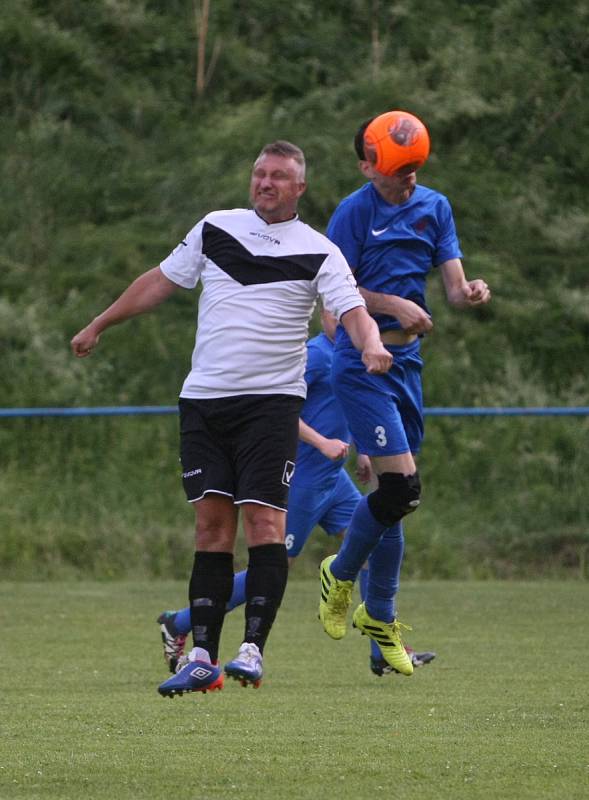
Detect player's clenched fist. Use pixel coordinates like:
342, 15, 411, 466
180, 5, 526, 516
362, 344, 393, 374
71, 324, 100, 357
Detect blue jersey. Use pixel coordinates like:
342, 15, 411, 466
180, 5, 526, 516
294, 332, 350, 488
326, 182, 462, 334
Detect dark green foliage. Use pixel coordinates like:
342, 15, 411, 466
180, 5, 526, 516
1, 1, 587, 577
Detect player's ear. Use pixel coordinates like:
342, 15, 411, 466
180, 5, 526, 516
297, 180, 307, 197
358, 160, 373, 178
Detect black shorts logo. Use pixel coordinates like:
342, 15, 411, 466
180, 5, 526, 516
282, 460, 295, 487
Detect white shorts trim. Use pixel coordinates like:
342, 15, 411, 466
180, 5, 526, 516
188, 489, 234, 504
235, 498, 287, 512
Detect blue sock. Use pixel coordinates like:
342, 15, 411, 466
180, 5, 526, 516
365, 522, 404, 625
359, 566, 382, 660
174, 606, 191, 636
330, 497, 386, 581
170, 569, 248, 635
226, 568, 247, 611
359, 566, 369, 601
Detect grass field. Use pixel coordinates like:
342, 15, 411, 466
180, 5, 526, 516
1, 579, 587, 799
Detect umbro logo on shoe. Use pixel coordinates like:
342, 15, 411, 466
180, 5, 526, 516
190, 666, 213, 680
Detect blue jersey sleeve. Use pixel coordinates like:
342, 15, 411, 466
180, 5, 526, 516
433, 197, 463, 266
326, 197, 369, 271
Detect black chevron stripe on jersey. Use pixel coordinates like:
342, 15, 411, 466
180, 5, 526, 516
202, 222, 328, 285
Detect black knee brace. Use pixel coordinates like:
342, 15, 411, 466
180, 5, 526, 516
367, 471, 421, 526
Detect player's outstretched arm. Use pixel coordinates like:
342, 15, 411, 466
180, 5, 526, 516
71, 267, 179, 357
440, 259, 491, 308
340, 306, 392, 374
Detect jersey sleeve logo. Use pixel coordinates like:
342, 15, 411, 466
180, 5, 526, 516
171, 240, 189, 256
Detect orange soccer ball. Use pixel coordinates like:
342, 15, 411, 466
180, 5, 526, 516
363, 110, 430, 176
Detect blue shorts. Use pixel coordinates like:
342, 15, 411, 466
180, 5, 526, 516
331, 341, 424, 457
285, 469, 362, 557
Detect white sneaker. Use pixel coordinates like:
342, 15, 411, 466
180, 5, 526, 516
223, 642, 263, 687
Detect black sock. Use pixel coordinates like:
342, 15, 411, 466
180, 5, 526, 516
189, 551, 234, 662
243, 543, 288, 654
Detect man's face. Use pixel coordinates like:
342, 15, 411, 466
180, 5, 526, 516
250, 154, 306, 224
360, 160, 418, 203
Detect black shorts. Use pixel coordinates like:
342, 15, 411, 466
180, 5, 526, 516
179, 394, 303, 509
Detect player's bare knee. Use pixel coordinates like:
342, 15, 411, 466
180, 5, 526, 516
367, 471, 421, 526
246, 525, 284, 547
195, 521, 236, 551
242, 508, 285, 547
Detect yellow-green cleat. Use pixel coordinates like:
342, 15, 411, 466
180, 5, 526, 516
318, 555, 353, 639
352, 602, 414, 676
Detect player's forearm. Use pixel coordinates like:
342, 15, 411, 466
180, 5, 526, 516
339, 306, 381, 352
340, 307, 393, 374
299, 420, 349, 461
445, 288, 470, 308
440, 259, 471, 307
359, 287, 404, 317
298, 419, 327, 450
90, 267, 178, 334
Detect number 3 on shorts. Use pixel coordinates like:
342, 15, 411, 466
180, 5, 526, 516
374, 425, 388, 448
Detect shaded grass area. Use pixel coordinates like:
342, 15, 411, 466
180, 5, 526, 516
0, 580, 587, 799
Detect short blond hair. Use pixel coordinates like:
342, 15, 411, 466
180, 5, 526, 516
256, 141, 306, 179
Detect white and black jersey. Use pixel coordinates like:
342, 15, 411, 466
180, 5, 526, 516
160, 208, 365, 399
